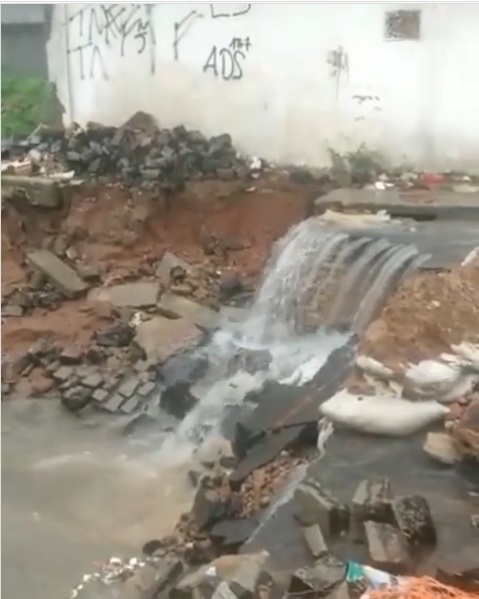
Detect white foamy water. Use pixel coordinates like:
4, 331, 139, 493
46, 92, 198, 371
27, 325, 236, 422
157, 220, 425, 462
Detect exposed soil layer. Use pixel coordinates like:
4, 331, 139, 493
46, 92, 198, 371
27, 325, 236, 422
2, 174, 317, 360
361, 266, 479, 368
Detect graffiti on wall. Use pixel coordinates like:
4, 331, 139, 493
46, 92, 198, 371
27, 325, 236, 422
173, 3, 253, 79
65, 4, 156, 80
203, 37, 251, 80
66, 4, 253, 82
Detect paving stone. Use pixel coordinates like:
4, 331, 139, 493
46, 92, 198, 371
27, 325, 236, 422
120, 395, 140, 414
351, 478, 393, 540
118, 377, 139, 398
26, 249, 89, 297
293, 479, 349, 537
60, 346, 83, 364
134, 316, 203, 363
2, 175, 62, 207
364, 521, 410, 573
2, 305, 23, 317
81, 372, 104, 389
157, 293, 219, 330
102, 393, 126, 413
60, 386, 92, 412
88, 281, 161, 309
302, 524, 328, 558
53, 365, 75, 382
138, 381, 157, 398
92, 388, 109, 403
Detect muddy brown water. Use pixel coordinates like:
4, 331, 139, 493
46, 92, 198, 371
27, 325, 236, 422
2, 399, 194, 599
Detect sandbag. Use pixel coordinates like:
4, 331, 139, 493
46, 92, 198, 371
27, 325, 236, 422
319, 390, 449, 437
451, 342, 479, 373
405, 360, 460, 388
356, 355, 394, 379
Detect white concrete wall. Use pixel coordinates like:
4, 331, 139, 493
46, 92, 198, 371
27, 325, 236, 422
46, 3, 479, 170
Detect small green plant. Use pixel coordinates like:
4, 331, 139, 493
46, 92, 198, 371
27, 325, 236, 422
1, 71, 54, 137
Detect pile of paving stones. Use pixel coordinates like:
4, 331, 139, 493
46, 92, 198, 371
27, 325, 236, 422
3, 112, 261, 187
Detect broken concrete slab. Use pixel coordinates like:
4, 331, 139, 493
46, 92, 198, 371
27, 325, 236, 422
233, 342, 355, 458
302, 524, 328, 558
313, 188, 479, 220
293, 479, 349, 537
2, 175, 63, 207
351, 478, 393, 540
364, 521, 410, 573
210, 517, 259, 551
134, 316, 203, 364
229, 426, 304, 489
26, 249, 89, 297
88, 281, 160, 309
158, 293, 219, 330
289, 554, 346, 596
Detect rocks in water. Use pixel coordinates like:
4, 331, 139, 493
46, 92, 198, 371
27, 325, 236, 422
191, 480, 237, 530
289, 554, 347, 596
391, 495, 437, 546
294, 479, 349, 537
160, 350, 208, 418
197, 436, 237, 470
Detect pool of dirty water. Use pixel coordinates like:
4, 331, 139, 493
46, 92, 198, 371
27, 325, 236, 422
2, 399, 194, 599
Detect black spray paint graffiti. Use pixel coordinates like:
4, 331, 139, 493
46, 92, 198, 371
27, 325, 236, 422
203, 37, 251, 81
173, 4, 252, 62
65, 4, 156, 80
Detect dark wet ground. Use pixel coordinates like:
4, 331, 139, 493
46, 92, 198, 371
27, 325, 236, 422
244, 429, 479, 574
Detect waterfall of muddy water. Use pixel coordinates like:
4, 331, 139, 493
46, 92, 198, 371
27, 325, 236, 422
158, 219, 426, 463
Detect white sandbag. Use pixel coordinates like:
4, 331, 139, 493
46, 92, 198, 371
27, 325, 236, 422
451, 342, 479, 372
438, 373, 479, 404
405, 359, 460, 388
319, 390, 449, 436
356, 355, 394, 379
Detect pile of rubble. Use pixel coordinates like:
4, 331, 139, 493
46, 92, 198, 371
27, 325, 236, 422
360, 266, 479, 368
1, 246, 250, 420
2, 112, 263, 188
69, 458, 479, 599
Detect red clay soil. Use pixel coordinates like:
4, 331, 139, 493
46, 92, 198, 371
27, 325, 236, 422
361, 266, 479, 368
1, 174, 317, 359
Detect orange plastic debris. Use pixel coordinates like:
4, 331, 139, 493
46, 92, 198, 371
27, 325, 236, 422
366, 576, 479, 599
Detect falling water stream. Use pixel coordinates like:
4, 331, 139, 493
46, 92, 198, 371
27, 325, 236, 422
158, 218, 426, 460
